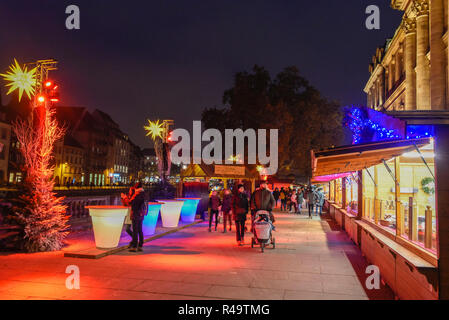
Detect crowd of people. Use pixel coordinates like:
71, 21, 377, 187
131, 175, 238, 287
208, 181, 276, 246
120, 181, 326, 252
272, 185, 325, 218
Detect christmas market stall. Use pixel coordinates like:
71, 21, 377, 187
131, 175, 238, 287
312, 135, 439, 300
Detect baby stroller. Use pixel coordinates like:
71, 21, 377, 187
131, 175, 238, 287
251, 210, 275, 252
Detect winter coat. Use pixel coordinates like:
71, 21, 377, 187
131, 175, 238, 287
221, 194, 233, 213
297, 191, 304, 203
130, 188, 146, 220
250, 188, 276, 212
208, 195, 222, 211
232, 192, 249, 221
316, 191, 325, 206
307, 190, 316, 203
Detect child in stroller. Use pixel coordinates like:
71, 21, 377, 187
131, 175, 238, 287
251, 210, 276, 252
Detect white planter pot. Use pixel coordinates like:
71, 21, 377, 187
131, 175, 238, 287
156, 200, 184, 228
87, 206, 128, 249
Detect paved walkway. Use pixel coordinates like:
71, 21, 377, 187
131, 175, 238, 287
0, 210, 394, 300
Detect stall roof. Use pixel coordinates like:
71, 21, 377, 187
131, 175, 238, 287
181, 163, 260, 180
311, 138, 431, 178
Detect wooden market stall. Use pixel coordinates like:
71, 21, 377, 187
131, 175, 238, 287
311, 137, 438, 300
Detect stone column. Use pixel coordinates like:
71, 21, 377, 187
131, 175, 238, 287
430, 0, 446, 110
415, 0, 431, 110
379, 72, 385, 107
403, 16, 417, 110
395, 46, 403, 82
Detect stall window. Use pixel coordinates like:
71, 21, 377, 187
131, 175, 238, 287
345, 175, 358, 214
363, 142, 437, 253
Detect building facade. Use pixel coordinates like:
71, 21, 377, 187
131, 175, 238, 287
365, 0, 448, 112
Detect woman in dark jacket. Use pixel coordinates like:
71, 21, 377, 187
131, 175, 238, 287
232, 184, 249, 246
221, 189, 233, 233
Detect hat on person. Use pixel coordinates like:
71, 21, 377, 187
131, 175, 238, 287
237, 184, 244, 189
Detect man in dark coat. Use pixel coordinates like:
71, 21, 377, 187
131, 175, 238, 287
232, 184, 249, 246
129, 183, 146, 252
208, 190, 222, 232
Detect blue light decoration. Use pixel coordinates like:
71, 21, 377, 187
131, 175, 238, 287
344, 106, 402, 144
406, 125, 435, 140
344, 106, 435, 145
176, 198, 201, 223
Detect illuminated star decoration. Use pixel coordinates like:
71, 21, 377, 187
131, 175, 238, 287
0, 59, 37, 102
144, 119, 164, 141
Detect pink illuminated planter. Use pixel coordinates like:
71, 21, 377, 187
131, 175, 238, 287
87, 205, 128, 249
156, 200, 184, 228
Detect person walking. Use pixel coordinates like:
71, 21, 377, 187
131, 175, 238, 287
290, 191, 297, 213
297, 187, 304, 213
129, 183, 146, 252
221, 189, 233, 233
250, 181, 276, 226
232, 184, 249, 246
208, 190, 221, 232
273, 188, 280, 208
315, 188, 325, 216
279, 187, 286, 211
307, 186, 315, 219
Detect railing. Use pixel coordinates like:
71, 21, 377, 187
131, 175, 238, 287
62, 195, 118, 218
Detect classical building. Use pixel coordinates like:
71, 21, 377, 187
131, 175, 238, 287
365, 0, 448, 112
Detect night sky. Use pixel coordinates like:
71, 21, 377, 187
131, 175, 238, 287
0, 1, 402, 148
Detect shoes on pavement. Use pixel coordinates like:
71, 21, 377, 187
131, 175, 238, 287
137, 247, 143, 252
223, 229, 227, 233
208, 228, 211, 232
129, 247, 137, 252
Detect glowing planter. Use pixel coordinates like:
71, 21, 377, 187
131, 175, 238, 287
87, 206, 128, 249
143, 202, 162, 236
176, 198, 201, 223
157, 200, 184, 228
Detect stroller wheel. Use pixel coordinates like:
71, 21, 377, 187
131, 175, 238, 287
261, 242, 265, 253
272, 237, 276, 249
251, 238, 255, 248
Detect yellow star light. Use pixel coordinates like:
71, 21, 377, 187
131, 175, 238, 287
1, 59, 37, 102
144, 119, 164, 141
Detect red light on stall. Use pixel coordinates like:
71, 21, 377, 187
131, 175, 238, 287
45, 81, 53, 88
37, 95, 46, 103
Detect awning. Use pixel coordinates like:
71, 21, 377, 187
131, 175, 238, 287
311, 138, 431, 179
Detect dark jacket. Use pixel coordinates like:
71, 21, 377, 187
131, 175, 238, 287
273, 190, 280, 201
250, 188, 276, 212
130, 188, 146, 220
232, 192, 249, 220
221, 194, 233, 213
208, 195, 221, 211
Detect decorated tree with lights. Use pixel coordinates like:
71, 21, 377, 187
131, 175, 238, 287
1, 59, 68, 252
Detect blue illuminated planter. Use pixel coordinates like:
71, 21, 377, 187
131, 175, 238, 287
176, 198, 201, 223
142, 202, 162, 236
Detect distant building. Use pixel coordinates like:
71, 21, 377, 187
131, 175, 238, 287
53, 135, 85, 186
